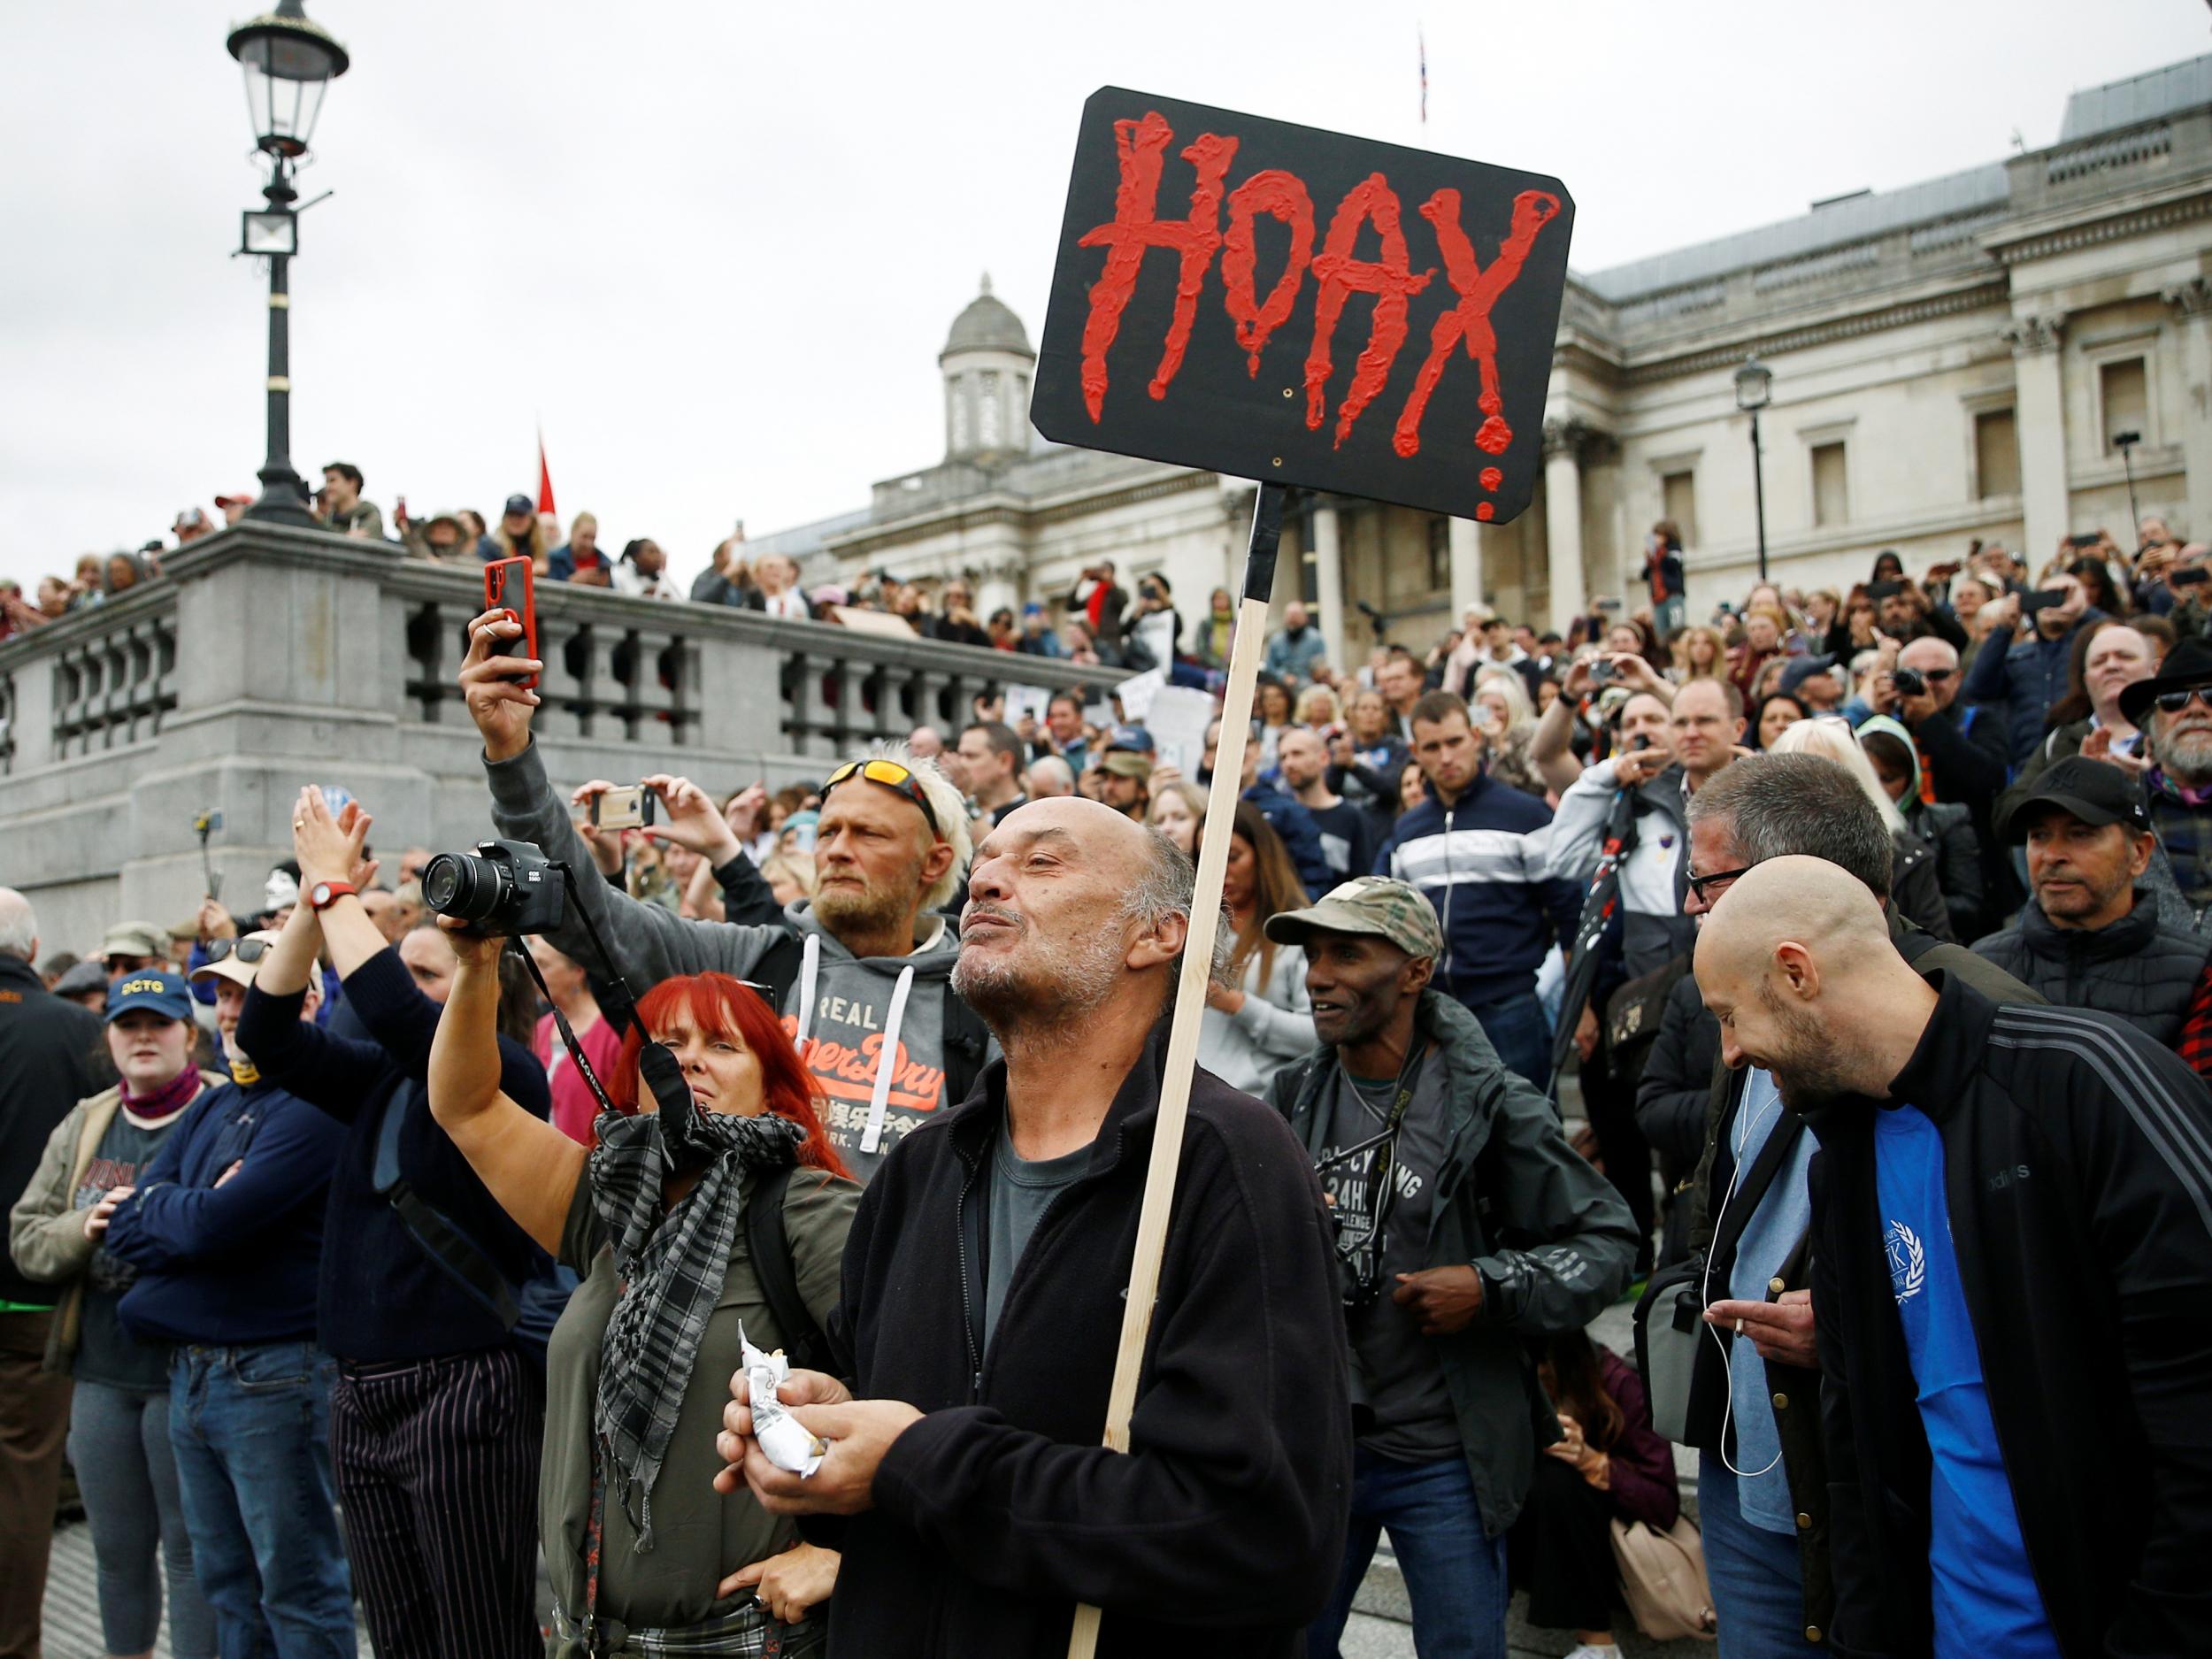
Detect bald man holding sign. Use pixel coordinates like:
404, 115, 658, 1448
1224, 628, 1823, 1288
1696, 857, 2212, 1659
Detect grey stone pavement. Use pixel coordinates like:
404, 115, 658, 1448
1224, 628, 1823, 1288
41, 1086, 1701, 1659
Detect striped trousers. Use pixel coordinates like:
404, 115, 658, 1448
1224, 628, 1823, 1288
331, 1346, 543, 1659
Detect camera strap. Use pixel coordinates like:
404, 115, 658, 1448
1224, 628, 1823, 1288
1316, 1044, 1427, 1285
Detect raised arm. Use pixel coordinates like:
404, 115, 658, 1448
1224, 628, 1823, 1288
426, 919, 587, 1256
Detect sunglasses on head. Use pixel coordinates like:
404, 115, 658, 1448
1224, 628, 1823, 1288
2155, 686, 2212, 714
204, 937, 273, 965
823, 757, 941, 834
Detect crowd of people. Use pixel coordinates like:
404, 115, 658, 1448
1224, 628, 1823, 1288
2, 506, 2208, 1659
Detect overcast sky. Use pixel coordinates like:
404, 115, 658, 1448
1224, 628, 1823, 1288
3, 1, 2205, 593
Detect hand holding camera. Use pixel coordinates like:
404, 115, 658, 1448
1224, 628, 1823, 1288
571, 775, 743, 868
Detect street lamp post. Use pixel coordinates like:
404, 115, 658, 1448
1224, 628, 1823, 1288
1735, 355, 1773, 585
2114, 428, 2143, 543
227, 0, 349, 527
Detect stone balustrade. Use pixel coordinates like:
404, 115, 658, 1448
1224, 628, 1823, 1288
0, 522, 1123, 954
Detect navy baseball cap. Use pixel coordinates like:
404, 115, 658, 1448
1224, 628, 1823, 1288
1105, 724, 1155, 753
104, 970, 194, 1024
503, 494, 534, 518
1778, 654, 1839, 698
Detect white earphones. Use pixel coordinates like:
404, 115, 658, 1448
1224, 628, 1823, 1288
1700, 1075, 1786, 1480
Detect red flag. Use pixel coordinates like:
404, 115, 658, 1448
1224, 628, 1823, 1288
535, 429, 557, 518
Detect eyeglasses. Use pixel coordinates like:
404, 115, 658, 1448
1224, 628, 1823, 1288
1686, 864, 1755, 904
204, 937, 273, 965
823, 757, 941, 833
2155, 687, 2212, 714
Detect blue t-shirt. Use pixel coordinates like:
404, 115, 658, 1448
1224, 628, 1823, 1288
1873, 1103, 2059, 1658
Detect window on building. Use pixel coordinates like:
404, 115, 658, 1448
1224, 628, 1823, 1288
1975, 409, 2021, 498
1661, 472, 1697, 548
2101, 357, 2147, 449
1426, 518, 1450, 591
1811, 442, 1848, 527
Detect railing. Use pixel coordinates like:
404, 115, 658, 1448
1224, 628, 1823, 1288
0, 523, 1126, 956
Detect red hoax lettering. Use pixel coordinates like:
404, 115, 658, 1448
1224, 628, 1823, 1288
1303, 174, 1433, 447
1220, 169, 1316, 374
1077, 111, 1240, 417
1070, 109, 1565, 467
1393, 188, 1561, 459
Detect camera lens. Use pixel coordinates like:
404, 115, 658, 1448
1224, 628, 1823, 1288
420, 851, 508, 925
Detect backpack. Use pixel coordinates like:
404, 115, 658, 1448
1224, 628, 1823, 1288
372, 1082, 576, 1365
752, 932, 994, 1104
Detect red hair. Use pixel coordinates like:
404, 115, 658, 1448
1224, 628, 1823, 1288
603, 972, 849, 1179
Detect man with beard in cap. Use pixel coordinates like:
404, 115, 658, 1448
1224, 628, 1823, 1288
716, 796, 1350, 1659
2117, 636, 2212, 931
1695, 856, 2212, 1659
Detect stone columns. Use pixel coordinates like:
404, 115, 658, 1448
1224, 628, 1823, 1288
1542, 420, 1586, 638
974, 558, 1023, 623
1310, 502, 1346, 672
2005, 311, 2070, 562
1448, 517, 1483, 621
2164, 278, 2212, 540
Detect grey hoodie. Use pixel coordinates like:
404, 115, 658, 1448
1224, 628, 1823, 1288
485, 741, 969, 1181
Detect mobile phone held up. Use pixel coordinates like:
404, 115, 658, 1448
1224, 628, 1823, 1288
484, 557, 538, 690
589, 786, 657, 832
2174, 567, 2211, 589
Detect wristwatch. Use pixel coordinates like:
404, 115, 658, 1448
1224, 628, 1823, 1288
308, 880, 357, 911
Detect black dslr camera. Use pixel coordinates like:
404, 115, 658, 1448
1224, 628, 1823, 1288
420, 839, 566, 937
1891, 667, 1926, 699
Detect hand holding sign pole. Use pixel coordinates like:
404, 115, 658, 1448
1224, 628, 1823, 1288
1031, 88, 1570, 1658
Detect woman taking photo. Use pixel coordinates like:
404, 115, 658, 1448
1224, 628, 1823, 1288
11, 972, 217, 1659
1193, 805, 1313, 1096
428, 931, 858, 1655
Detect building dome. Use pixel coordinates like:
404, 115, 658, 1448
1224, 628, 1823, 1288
941, 274, 1033, 362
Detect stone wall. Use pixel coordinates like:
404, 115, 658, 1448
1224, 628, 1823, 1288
0, 523, 1123, 957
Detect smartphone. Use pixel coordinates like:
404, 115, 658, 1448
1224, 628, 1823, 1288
1866, 580, 1904, 602
590, 785, 657, 831
1594, 595, 1624, 613
484, 557, 538, 689
2019, 588, 2067, 617
2174, 567, 2211, 588
2066, 532, 2101, 549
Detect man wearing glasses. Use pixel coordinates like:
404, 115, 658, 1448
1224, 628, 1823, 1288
1877, 634, 2009, 916
459, 610, 989, 1180
1663, 755, 2035, 1656
2119, 638, 2212, 931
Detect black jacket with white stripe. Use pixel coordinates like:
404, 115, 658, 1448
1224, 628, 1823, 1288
1801, 974, 2212, 1659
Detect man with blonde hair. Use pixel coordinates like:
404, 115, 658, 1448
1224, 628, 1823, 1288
460, 611, 987, 1177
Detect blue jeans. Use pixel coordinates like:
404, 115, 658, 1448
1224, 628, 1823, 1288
1469, 991, 1550, 1094
68, 1377, 215, 1659
1699, 1457, 1818, 1656
1309, 1448, 1509, 1659
171, 1342, 354, 1659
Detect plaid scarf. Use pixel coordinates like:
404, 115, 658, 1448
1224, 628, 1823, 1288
589, 1101, 802, 1552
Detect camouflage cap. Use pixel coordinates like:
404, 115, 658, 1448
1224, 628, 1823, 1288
1263, 876, 1443, 960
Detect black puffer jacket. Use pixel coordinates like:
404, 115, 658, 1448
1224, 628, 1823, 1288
1904, 798, 1986, 941
1970, 890, 2212, 1048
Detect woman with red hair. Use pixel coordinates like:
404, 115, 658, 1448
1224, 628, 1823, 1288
427, 930, 856, 1655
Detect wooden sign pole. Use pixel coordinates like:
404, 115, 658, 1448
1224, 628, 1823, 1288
1065, 480, 1286, 1659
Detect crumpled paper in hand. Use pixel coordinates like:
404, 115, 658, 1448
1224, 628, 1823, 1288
740, 1324, 826, 1479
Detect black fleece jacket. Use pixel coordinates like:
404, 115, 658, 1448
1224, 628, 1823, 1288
1804, 975, 2212, 1658
816, 1029, 1351, 1659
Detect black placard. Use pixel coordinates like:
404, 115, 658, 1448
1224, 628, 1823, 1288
1032, 88, 1574, 526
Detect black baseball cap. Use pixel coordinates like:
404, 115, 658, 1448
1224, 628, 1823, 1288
1999, 755, 2151, 841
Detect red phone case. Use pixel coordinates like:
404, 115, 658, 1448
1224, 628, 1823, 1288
484, 557, 539, 690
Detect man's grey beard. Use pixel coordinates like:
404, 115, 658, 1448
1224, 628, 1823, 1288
952, 912, 1125, 1042
2156, 719, 2212, 787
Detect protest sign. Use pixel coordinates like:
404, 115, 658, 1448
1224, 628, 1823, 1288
1144, 685, 1216, 774
1033, 87, 1573, 526
1034, 92, 1572, 1657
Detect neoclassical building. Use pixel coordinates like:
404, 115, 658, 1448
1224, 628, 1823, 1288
750, 54, 2212, 669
